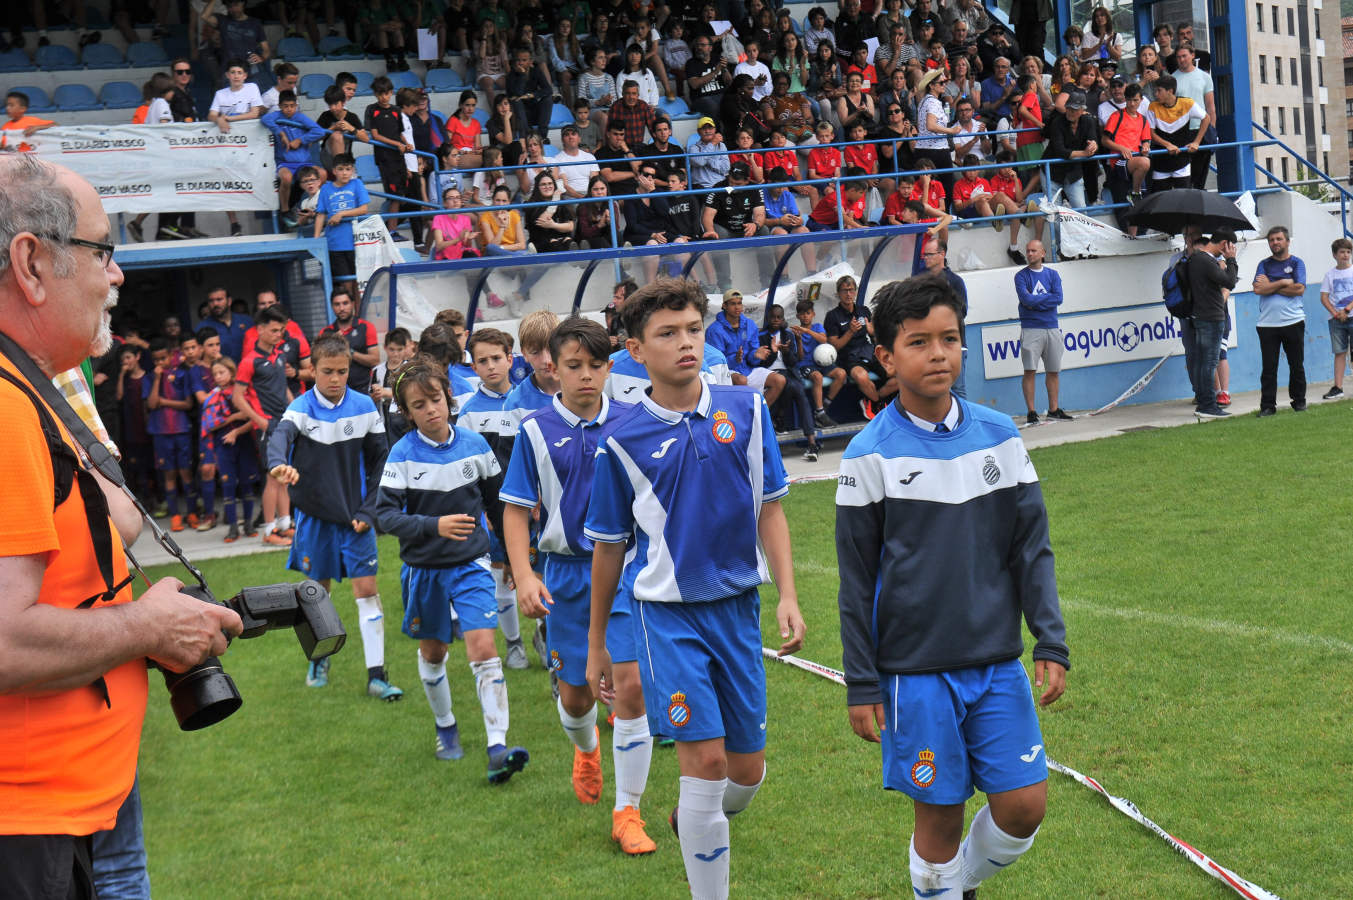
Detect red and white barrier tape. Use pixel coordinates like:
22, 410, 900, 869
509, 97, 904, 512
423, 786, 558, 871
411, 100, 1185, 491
761, 648, 1282, 900
1087, 351, 1172, 416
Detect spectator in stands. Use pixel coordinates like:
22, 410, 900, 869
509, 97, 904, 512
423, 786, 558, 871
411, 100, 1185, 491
363, 79, 415, 242
978, 21, 1021, 75
596, 120, 641, 196
734, 39, 774, 103
761, 167, 815, 268
579, 48, 619, 134
686, 35, 731, 121
915, 68, 960, 198
622, 162, 675, 279
952, 98, 991, 164
1042, 90, 1097, 208
874, 99, 916, 198
720, 74, 771, 145
661, 19, 693, 96
842, 116, 878, 191
979, 56, 1017, 127
952, 152, 1017, 226
1100, 81, 1151, 229
1169, 44, 1216, 190
807, 166, 869, 231
919, 236, 970, 397
834, 0, 867, 58
263, 91, 328, 229
314, 152, 370, 290
546, 17, 584, 104
629, 16, 675, 101
512, 21, 556, 97
730, 128, 766, 183
836, 70, 878, 132
1168, 24, 1211, 72
1187, 230, 1239, 418
507, 46, 554, 139
707, 289, 785, 403
1134, 46, 1164, 102
943, 54, 978, 108
1080, 6, 1121, 62
609, 80, 658, 152
1014, 239, 1071, 423
474, 19, 509, 101
1145, 75, 1208, 193
1318, 238, 1353, 400
766, 73, 816, 168
260, 62, 299, 113
1011, 72, 1045, 167
200, 286, 255, 366
617, 43, 661, 111
687, 116, 730, 189
638, 116, 683, 178
808, 40, 845, 127
516, 131, 554, 200
553, 124, 600, 198
803, 7, 833, 54
316, 84, 368, 171
524, 172, 576, 253
357, 0, 409, 71
0, 91, 53, 155
218, 0, 269, 87
759, 303, 822, 459
773, 31, 811, 98
208, 60, 264, 237
126, 74, 176, 242
1251, 225, 1308, 415
582, 9, 624, 70
479, 184, 545, 308
701, 162, 767, 289
469, 146, 508, 205
824, 275, 892, 418
410, 91, 445, 187
661, 167, 708, 259
576, 175, 614, 249
443, 90, 484, 169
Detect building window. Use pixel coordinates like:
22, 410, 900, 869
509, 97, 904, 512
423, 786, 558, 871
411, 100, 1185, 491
1325, 152, 1330, 175
1293, 108, 1301, 134
1322, 108, 1327, 131
1255, 2, 1264, 29
1259, 55, 1267, 83
1346, 100, 1353, 118
1279, 108, 1286, 133
1263, 107, 1271, 130
1290, 58, 1298, 84
1275, 56, 1282, 84
1315, 14, 1321, 39
1281, 157, 1290, 182
1271, 5, 1280, 32
1287, 8, 1294, 35
1318, 64, 1324, 87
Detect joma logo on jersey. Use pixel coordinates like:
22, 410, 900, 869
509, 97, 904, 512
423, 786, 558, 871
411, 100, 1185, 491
837, 475, 856, 487
651, 437, 678, 459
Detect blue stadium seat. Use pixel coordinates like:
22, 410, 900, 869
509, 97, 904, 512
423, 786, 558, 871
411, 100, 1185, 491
277, 36, 320, 61
317, 35, 363, 59
355, 155, 381, 184
423, 69, 467, 93
10, 86, 55, 113
0, 48, 30, 72
99, 81, 142, 109
125, 42, 170, 67
351, 71, 376, 96
472, 107, 488, 125
388, 70, 422, 91
549, 103, 572, 128
36, 44, 80, 70
658, 96, 690, 118
82, 42, 125, 68
54, 84, 103, 111
299, 73, 333, 98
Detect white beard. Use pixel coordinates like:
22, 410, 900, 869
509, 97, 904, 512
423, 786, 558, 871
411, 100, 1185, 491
90, 285, 118, 357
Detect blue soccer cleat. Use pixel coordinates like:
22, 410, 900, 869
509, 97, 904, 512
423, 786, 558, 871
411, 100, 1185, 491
367, 677, 404, 702
306, 658, 330, 688
435, 724, 464, 761
486, 744, 529, 785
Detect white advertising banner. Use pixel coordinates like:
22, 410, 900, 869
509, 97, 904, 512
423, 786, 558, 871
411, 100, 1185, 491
25, 123, 277, 213
981, 302, 1237, 380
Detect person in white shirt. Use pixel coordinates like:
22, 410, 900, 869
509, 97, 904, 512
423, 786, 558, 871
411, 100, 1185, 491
207, 59, 263, 236
551, 125, 600, 198
616, 44, 661, 108
734, 39, 774, 102
1169, 44, 1215, 189
258, 62, 299, 113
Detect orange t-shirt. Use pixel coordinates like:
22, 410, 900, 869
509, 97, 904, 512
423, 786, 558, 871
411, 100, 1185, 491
0, 358, 146, 836
1, 115, 55, 153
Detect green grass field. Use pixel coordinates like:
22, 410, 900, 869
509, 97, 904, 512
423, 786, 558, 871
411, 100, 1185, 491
138, 406, 1353, 898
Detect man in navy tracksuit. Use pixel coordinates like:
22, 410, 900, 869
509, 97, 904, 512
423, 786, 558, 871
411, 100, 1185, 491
1013, 239, 1074, 424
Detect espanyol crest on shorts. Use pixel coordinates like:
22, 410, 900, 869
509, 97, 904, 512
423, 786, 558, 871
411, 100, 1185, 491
667, 691, 691, 727
911, 748, 937, 789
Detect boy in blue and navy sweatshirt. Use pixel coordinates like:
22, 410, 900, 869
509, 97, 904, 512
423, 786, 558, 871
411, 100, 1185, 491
585, 277, 805, 900
268, 335, 402, 701
1013, 239, 1073, 425
834, 274, 1070, 900
261, 90, 329, 228
375, 358, 528, 783
501, 317, 656, 856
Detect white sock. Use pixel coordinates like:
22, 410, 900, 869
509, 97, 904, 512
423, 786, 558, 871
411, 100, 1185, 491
492, 567, 520, 642
418, 652, 454, 727
261, 519, 276, 537
354, 596, 385, 670
612, 715, 652, 810
960, 804, 1038, 891
471, 657, 509, 746
557, 696, 598, 752
722, 762, 764, 818
909, 834, 962, 898
677, 776, 730, 900
278, 514, 292, 531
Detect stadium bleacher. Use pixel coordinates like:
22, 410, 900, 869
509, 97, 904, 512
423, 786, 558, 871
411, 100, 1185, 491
53, 83, 102, 111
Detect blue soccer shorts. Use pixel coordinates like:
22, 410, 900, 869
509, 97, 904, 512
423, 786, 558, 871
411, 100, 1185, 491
400, 557, 496, 643
287, 509, 379, 583
541, 553, 637, 688
634, 589, 766, 753
152, 433, 192, 472
880, 657, 1048, 805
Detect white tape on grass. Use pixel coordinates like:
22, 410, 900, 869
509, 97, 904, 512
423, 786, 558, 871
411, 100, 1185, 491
761, 648, 1283, 900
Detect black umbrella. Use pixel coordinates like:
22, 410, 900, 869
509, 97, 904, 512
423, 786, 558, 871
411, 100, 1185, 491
1123, 188, 1255, 235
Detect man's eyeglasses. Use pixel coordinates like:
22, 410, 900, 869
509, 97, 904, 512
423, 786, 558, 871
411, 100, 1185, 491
173, 68, 192, 75
41, 234, 115, 268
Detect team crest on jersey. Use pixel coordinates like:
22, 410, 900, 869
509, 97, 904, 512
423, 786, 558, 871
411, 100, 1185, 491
549, 650, 562, 672
462, 461, 474, 480
343, 421, 354, 436
410, 616, 421, 632
911, 748, 937, 788
711, 410, 736, 444
982, 455, 1001, 485
667, 691, 691, 727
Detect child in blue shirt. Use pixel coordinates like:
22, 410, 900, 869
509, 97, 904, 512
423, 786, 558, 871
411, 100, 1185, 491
790, 298, 846, 425
501, 317, 656, 856
314, 152, 370, 290
585, 277, 805, 899
268, 336, 401, 700
144, 338, 197, 532
261, 90, 329, 228
375, 358, 528, 783
834, 274, 1069, 899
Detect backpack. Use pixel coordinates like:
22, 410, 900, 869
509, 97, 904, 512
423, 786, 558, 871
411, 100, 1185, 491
1162, 254, 1193, 318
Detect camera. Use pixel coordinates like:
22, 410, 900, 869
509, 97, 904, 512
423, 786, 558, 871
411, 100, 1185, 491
160, 580, 347, 731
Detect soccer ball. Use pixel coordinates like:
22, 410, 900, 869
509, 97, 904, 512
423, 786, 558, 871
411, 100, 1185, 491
813, 344, 837, 367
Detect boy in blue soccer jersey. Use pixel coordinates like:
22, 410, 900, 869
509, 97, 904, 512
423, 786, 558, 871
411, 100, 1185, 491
502, 309, 562, 435
268, 336, 402, 700
314, 153, 370, 291
584, 278, 806, 900
375, 359, 529, 782
459, 327, 528, 670
501, 318, 657, 856
604, 340, 731, 400
144, 339, 198, 532
834, 275, 1070, 900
